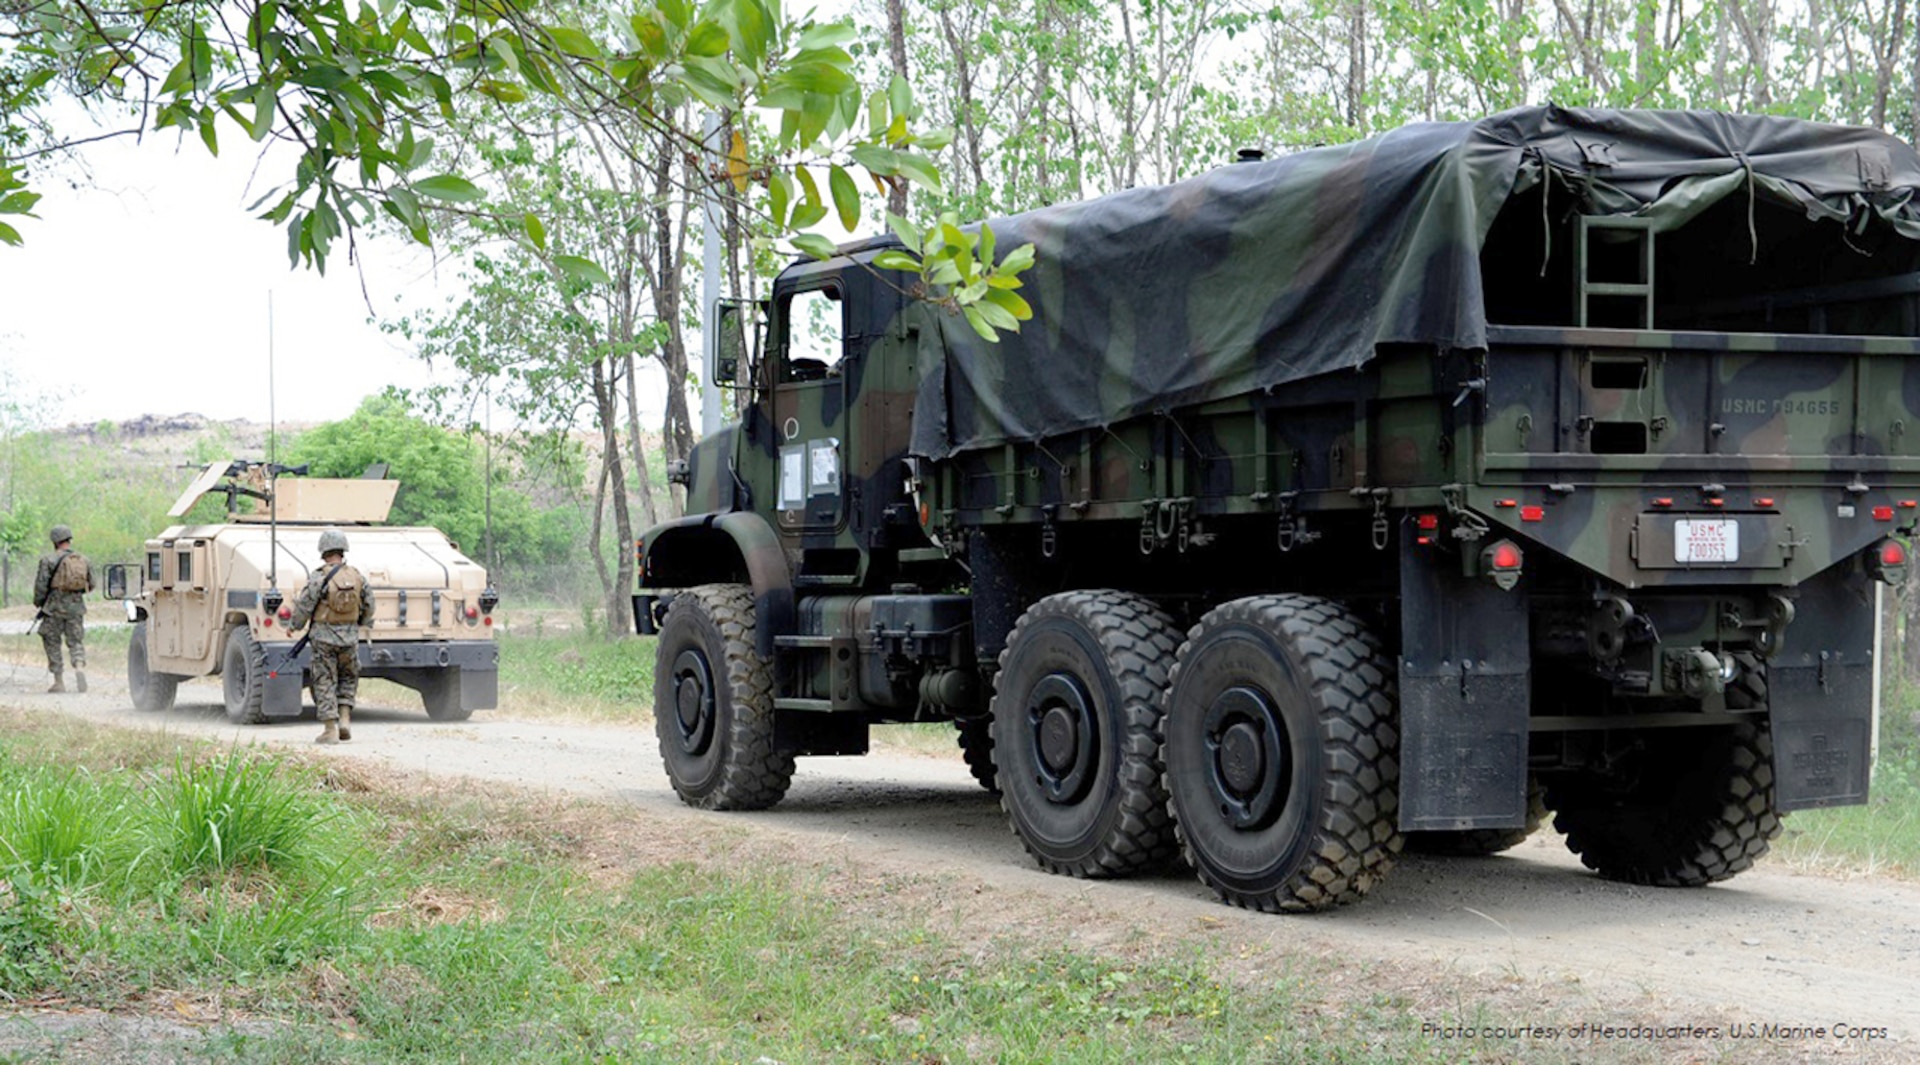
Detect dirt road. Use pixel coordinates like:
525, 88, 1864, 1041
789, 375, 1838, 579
5, 653, 1916, 1063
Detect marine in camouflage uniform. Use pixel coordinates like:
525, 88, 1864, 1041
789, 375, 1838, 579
288, 528, 374, 744
32, 524, 92, 693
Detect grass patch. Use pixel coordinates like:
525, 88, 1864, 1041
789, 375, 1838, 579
0, 706, 1483, 1063
493, 631, 656, 721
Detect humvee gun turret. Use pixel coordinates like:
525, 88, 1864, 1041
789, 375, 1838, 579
637, 107, 1920, 912
115, 462, 500, 724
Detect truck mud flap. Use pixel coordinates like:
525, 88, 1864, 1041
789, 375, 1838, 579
1397, 532, 1531, 831
263, 668, 306, 719
1768, 567, 1874, 811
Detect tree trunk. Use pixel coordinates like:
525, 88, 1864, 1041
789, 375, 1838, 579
591, 357, 636, 640
624, 351, 660, 530
887, 0, 910, 218
1346, 0, 1368, 133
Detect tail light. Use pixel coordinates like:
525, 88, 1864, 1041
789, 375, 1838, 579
1482, 539, 1524, 590
1868, 538, 1908, 584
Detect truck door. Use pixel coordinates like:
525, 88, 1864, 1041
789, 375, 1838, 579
769, 280, 853, 555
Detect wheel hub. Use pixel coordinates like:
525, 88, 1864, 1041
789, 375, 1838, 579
671, 648, 717, 756
1203, 686, 1289, 830
1027, 672, 1097, 804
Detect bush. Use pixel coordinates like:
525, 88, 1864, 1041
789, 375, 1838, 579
151, 752, 327, 877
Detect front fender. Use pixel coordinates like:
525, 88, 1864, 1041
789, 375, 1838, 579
639, 510, 792, 656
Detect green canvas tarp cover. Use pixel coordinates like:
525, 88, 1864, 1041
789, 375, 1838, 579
909, 105, 1920, 460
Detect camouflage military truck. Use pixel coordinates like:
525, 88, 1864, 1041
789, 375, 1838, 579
114, 462, 500, 723
636, 106, 1920, 912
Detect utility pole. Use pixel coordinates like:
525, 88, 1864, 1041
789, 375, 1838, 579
700, 111, 725, 435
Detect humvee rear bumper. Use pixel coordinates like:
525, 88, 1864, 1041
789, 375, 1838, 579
256, 639, 499, 719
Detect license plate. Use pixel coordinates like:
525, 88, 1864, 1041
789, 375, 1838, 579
1673, 519, 1739, 564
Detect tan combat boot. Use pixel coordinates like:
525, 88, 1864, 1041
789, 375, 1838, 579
46, 673, 64, 693
75, 670, 87, 693
315, 721, 341, 745
338, 706, 352, 742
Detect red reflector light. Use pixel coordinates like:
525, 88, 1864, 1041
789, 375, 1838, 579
466, 606, 479, 619
278, 607, 291, 620
483, 616, 493, 627
1416, 513, 1439, 531
1494, 499, 1517, 508
1753, 497, 1775, 508
262, 616, 274, 628
1705, 498, 1724, 507
1650, 498, 1672, 508
1882, 541, 1907, 567
1874, 506, 1895, 521
1490, 542, 1523, 570
1519, 505, 1545, 522
919, 503, 930, 526
1415, 536, 1431, 545
1903, 500, 1919, 509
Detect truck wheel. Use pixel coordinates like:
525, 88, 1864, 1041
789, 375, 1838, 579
127, 622, 180, 713
653, 584, 794, 811
1404, 777, 1547, 857
1547, 722, 1782, 886
422, 674, 474, 722
221, 625, 268, 725
1161, 595, 1401, 913
954, 717, 998, 793
991, 590, 1180, 878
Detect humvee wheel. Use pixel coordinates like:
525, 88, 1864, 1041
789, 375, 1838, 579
127, 622, 180, 713
221, 625, 269, 724
1405, 776, 1547, 857
1161, 595, 1401, 913
653, 584, 794, 811
991, 590, 1180, 878
1547, 722, 1782, 887
954, 717, 998, 793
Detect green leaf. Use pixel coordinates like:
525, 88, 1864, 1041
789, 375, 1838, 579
893, 151, 942, 192
848, 144, 900, 175
555, 255, 612, 285
792, 233, 839, 260
544, 25, 601, 59
996, 242, 1036, 275
983, 287, 1034, 321
888, 73, 912, 120
247, 84, 276, 141
717, 0, 773, 67
788, 203, 828, 229
523, 212, 547, 251
685, 21, 730, 57
979, 222, 996, 271
872, 250, 920, 272
199, 116, 219, 157
475, 79, 527, 103
828, 164, 859, 232
767, 171, 792, 228
796, 22, 857, 50
916, 126, 955, 151
0, 220, 20, 247
886, 213, 922, 253
794, 165, 822, 208
962, 304, 1000, 342
972, 297, 1019, 333
413, 174, 484, 202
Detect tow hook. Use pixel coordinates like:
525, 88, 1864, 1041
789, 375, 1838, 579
1666, 647, 1733, 698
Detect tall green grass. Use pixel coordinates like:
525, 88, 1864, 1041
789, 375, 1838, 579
152, 751, 327, 876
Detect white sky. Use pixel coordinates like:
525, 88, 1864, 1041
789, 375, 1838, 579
0, 127, 458, 427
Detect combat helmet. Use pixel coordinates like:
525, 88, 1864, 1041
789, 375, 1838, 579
48, 524, 71, 546
318, 528, 350, 556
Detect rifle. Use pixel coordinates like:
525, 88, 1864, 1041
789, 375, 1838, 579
26, 609, 46, 637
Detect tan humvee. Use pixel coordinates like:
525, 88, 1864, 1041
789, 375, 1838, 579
110, 462, 500, 723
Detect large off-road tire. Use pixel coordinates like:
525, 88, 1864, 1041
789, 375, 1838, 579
1547, 722, 1782, 887
221, 625, 269, 724
991, 590, 1181, 878
1404, 776, 1548, 857
654, 584, 794, 811
955, 717, 998, 793
1161, 595, 1401, 913
127, 622, 180, 713
421, 673, 475, 722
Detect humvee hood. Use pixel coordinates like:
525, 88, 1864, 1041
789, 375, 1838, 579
909, 105, 1920, 460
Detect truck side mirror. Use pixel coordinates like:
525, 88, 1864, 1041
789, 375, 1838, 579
711, 298, 755, 388
104, 562, 141, 600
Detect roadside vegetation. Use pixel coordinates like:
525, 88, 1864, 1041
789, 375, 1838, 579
0, 708, 1481, 1064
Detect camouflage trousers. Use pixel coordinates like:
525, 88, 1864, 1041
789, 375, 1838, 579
308, 640, 359, 723
39, 615, 85, 674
